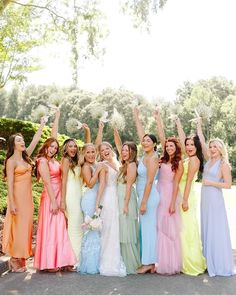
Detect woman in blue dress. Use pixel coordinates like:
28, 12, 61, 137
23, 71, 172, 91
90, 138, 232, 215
78, 143, 106, 274
133, 107, 160, 274
197, 118, 235, 277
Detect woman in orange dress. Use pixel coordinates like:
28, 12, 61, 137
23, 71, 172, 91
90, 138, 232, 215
2, 118, 47, 272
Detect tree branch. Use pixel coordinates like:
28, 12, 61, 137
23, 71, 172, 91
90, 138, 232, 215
12, 1, 68, 22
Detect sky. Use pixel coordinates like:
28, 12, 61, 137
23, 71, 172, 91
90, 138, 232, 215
27, 0, 236, 101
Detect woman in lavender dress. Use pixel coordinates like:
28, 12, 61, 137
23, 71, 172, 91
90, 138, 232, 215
197, 118, 235, 277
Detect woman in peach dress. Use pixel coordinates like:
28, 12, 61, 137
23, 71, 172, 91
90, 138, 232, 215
2, 118, 47, 272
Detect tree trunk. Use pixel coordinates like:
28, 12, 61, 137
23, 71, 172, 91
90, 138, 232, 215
0, 0, 12, 14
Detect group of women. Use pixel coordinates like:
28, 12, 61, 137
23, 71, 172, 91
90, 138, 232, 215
2, 106, 235, 278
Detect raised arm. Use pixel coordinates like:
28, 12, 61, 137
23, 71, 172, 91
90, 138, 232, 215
175, 116, 186, 153
154, 109, 166, 151
60, 157, 70, 212
6, 159, 17, 215
95, 169, 106, 210
38, 159, 58, 214
26, 116, 47, 157
95, 121, 104, 148
133, 107, 145, 142
169, 160, 184, 215
51, 108, 60, 139
113, 128, 122, 157
123, 162, 137, 215
196, 117, 209, 161
182, 156, 199, 212
139, 155, 159, 215
82, 123, 91, 144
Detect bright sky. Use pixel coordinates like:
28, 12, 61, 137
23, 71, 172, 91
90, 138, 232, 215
28, 0, 236, 101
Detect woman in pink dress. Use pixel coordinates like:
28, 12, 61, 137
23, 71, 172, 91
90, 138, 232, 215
34, 110, 76, 271
154, 110, 183, 275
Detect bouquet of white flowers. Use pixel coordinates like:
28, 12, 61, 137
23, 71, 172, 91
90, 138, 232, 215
81, 205, 103, 234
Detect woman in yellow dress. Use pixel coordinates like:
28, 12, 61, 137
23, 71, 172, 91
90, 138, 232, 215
175, 117, 206, 276
2, 118, 47, 272
60, 112, 91, 268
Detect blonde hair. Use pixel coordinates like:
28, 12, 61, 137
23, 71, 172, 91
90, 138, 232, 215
98, 141, 116, 161
80, 143, 96, 166
208, 138, 230, 165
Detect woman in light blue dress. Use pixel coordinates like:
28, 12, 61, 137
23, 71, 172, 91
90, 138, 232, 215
197, 119, 235, 277
78, 143, 106, 274
133, 108, 160, 274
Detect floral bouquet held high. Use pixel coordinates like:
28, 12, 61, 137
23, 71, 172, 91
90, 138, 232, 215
81, 205, 103, 234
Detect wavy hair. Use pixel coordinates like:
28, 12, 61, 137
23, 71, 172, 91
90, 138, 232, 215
161, 137, 182, 172
3, 133, 34, 178
35, 137, 59, 178
61, 138, 79, 175
209, 138, 230, 166
118, 141, 138, 183
80, 143, 96, 166
97, 141, 115, 161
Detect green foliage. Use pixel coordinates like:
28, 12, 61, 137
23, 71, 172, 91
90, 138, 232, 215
0, 3, 43, 88
0, 117, 83, 157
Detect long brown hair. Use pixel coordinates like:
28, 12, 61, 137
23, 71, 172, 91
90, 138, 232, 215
35, 137, 59, 178
118, 141, 137, 183
161, 137, 182, 172
3, 133, 34, 178
62, 138, 79, 175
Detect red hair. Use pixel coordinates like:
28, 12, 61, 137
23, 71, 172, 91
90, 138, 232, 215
161, 137, 182, 172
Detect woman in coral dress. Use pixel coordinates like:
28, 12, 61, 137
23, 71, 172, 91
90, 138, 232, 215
2, 118, 47, 272
34, 111, 76, 271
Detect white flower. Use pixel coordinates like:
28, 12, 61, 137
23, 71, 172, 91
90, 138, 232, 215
0, 137, 6, 142
66, 118, 83, 134
100, 111, 109, 123
110, 108, 125, 131
31, 105, 49, 122
88, 103, 104, 119
49, 92, 64, 108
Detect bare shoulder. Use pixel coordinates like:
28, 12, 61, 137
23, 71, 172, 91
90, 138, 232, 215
189, 156, 199, 165
127, 162, 137, 171
221, 161, 231, 171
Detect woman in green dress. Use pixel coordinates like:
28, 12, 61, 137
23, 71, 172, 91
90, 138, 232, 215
113, 128, 141, 274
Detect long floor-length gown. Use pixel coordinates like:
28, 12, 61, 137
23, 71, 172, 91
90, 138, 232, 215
201, 159, 236, 277
34, 158, 76, 270
117, 178, 140, 274
136, 157, 160, 265
79, 166, 100, 274
65, 166, 83, 265
3, 164, 34, 259
156, 163, 182, 274
179, 159, 206, 276
99, 163, 126, 277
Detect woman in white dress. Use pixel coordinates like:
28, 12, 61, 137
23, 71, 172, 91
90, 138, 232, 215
96, 122, 126, 277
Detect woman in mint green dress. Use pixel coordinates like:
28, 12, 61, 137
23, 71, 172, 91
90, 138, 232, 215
114, 128, 141, 274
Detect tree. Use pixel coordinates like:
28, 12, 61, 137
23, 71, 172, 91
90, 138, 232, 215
0, 88, 7, 117
0, 4, 43, 88
5, 86, 19, 118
